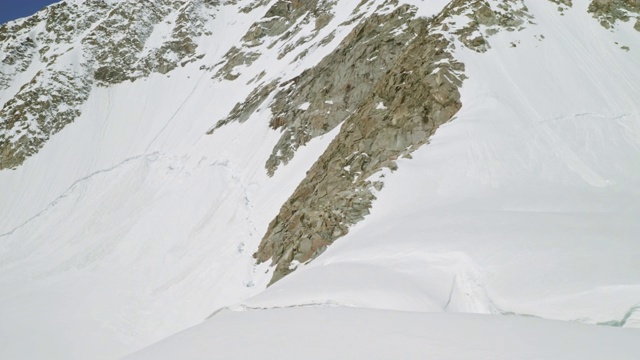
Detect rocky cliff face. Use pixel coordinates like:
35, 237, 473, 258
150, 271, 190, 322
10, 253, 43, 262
0, 0, 632, 285
0, 0, 219, 170
589, 0, 640, 30
250, 0, 535, 283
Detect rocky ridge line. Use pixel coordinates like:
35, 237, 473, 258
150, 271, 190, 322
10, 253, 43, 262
588, 0, 640, 31
0, 0, 222, 170
249, 0, 535, 284
211, 0, 338, 81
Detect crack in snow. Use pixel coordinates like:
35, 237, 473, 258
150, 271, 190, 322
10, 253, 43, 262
0, 152, 160, 239
597, 304, 640, 328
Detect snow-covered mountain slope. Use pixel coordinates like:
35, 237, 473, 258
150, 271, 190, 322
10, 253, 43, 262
126, 308, 640, 360
238, 0, 640, 321
1, 0, 639, 359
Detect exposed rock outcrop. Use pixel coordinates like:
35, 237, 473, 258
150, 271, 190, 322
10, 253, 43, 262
263, 5, 423, 175
247, 0, 536, 284
213, 0, 338, 80
0, 69, 92, 169
589, 0, 640, 30
439, 0, 533, 53
0, 0, 220, 170
255, 23, 465, 282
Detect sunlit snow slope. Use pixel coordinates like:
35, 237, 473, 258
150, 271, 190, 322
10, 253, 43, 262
131, 0, 640, 358
127, 307, 640, 360
237, 0, 640, 323
0, 0, 361, 357
1, 0, 640, 359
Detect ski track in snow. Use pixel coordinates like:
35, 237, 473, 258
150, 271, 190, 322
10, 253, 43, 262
143, 70, 207, 154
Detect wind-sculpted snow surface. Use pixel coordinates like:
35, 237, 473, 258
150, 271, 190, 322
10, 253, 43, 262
1, 0, 640, 359
125, 307, 640, 360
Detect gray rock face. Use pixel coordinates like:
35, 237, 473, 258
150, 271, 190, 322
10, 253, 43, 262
212, 0, 337, 81
588, 0, 640, 30
255, 21, 465, 283
250, 0, 537, 284
547, 0, 572, 15
248, 0, 532, 283
440, 0, 533, 53
0, 69, 92, 169
0, 0, 220, 170
263, 5, 423, 176
205, 0, 539, 284
86, 0, 177, 84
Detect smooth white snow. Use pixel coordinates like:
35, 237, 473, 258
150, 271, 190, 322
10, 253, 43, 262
126, 307, 640, 360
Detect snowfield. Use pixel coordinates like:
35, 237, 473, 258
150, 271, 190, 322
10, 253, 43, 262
1, 0, 639, 359
126, 307, 640, 360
